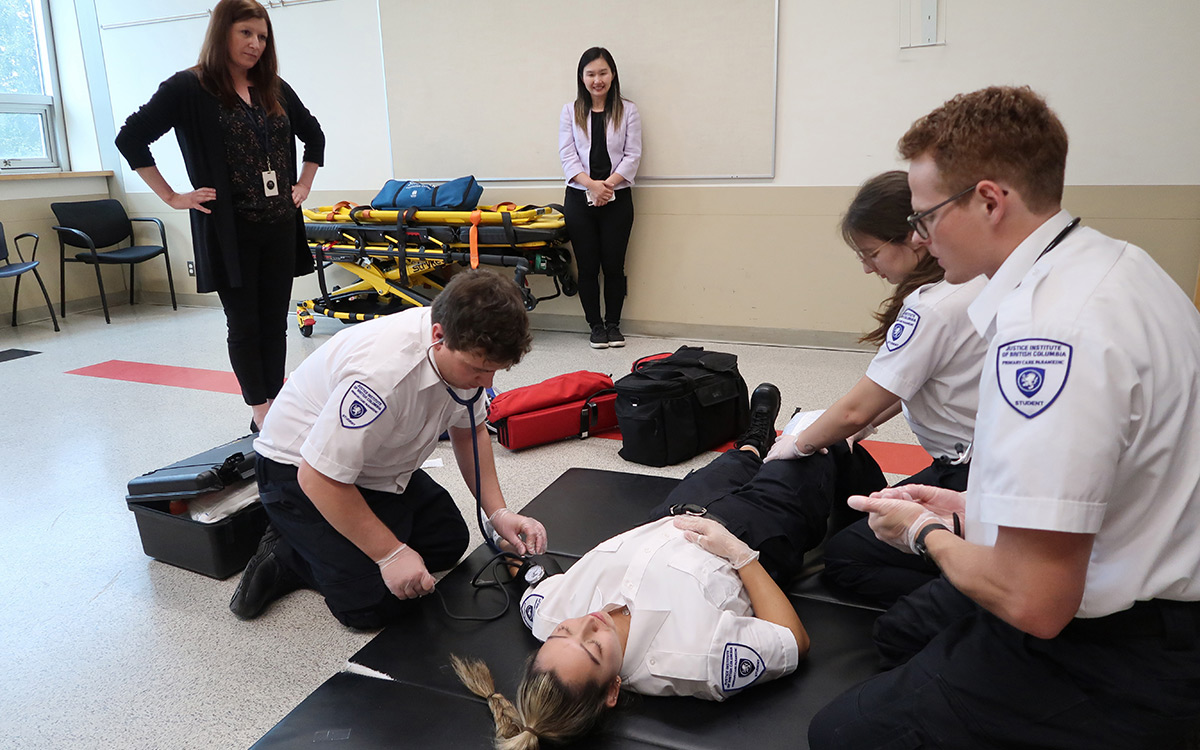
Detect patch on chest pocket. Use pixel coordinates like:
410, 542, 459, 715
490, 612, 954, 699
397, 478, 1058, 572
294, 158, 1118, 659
721, 643, 765, 692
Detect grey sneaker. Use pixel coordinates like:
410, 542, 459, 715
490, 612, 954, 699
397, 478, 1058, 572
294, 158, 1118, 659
589, 325, 609, 349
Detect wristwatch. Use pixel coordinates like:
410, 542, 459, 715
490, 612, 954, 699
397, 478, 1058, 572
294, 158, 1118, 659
914, 522, 950, 563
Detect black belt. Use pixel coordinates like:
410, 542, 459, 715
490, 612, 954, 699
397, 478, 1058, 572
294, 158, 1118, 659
1063, 599, 1200, 650
667, 502, 728, 527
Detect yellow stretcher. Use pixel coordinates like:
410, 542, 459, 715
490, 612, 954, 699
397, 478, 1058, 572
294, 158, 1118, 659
295, 202, 575, 337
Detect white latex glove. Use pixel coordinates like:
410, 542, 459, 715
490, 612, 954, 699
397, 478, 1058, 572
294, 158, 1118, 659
489, 508, 548, 555
846, 493, 946, 555
376, 543, 436, 599
673, 516, 760, 569
847, 423, 877, 450
764, 433, 812, 462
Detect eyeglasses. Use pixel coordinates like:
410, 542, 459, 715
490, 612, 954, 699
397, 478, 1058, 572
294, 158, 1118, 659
907, 183, 978, 239
854, 236, 906, 265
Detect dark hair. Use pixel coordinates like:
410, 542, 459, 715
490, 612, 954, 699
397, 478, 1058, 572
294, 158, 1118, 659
898, 85, 1068, 214
431, 270, 532, 366
453, 654, 614, 750
194, 0, 282, 115
573, 47, 626, 133
841, 171, 945, 346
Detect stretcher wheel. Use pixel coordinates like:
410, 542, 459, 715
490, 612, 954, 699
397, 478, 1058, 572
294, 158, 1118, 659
559, 272, 578, 297
521, 287, 537, 312
300, 321, 314, 337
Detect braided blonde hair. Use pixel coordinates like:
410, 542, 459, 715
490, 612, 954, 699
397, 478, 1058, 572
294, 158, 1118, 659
451, 654, 614, 749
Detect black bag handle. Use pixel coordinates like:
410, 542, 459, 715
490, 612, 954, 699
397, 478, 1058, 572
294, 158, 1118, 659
579, 388, 616, 438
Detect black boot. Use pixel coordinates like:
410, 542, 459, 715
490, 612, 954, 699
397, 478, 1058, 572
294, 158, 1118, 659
229, 525, 304, 620
736, 383, 782, 456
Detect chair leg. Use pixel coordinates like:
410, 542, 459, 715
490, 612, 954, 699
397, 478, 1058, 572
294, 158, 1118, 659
129, 264, 136, 306
11, 274, 20, 327
60, 253, 67, 318
93, 262, 111, 324
31, 268, 60, 332
163, 251, 177, 310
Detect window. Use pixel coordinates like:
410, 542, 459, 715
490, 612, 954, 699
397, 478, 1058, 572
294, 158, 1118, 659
0, 0, 67, 171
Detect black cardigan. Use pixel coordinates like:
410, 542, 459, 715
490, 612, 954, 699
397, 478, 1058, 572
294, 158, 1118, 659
115, 70, 324, 293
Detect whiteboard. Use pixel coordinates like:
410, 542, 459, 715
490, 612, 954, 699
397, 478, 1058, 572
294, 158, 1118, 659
379, 0, 778, 180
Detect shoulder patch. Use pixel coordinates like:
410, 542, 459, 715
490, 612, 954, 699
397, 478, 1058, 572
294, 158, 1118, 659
521, 594, 543, 630
721, 643, 765, 692
340, 381, 387, 429
996, 338, 1072, 418
885, 308, 921, 351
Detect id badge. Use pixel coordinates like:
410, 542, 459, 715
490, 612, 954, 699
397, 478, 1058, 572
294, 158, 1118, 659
262, 170, 278, 197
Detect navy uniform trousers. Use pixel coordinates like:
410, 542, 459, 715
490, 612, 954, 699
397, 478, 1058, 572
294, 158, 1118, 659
256, 455, 470, 629
809, 576, 1200, 749
647, 442, 885, 584
821, 456, 969, 608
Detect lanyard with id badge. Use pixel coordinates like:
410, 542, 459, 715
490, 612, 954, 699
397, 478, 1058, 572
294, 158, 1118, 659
240, 93, 278, 197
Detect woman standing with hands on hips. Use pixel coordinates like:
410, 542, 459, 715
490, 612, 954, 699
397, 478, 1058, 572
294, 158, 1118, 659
559, 47, 641, 349
116, 0, 324, 432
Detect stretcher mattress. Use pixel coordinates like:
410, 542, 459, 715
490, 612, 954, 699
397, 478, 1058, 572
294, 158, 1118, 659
253, 468, 885, 750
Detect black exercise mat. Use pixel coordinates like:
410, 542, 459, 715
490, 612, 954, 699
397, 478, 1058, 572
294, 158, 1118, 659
344, 467, 884, 750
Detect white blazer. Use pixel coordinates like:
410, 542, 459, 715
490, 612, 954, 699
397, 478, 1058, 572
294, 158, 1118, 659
559, 100, 641, 190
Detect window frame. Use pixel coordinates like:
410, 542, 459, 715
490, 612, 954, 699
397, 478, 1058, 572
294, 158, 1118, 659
0, 0, 70, 172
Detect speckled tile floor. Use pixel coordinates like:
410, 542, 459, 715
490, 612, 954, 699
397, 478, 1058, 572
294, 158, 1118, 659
0, 302, 914, 749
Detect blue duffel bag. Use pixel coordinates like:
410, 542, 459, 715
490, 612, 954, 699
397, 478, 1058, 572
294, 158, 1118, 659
370, 175, 483, 210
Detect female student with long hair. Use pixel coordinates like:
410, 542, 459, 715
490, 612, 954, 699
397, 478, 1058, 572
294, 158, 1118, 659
116, 0, 324, 432
765, 170, 988, 607
559, 47, 641, 349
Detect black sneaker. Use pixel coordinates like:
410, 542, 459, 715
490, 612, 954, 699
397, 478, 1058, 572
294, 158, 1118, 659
229, 526, 304, 620
736, 383, 782, 456
589, 324, 609, 349
605, 324, 625, 347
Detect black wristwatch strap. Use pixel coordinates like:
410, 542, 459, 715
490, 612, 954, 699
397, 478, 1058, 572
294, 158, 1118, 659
914, 522, 950, 562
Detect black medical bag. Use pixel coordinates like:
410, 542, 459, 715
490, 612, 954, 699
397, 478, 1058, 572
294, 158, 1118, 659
614, 346, 750, 466
125, 434, 267, 579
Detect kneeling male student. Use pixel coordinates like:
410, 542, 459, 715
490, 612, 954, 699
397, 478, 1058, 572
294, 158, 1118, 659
231, 270, 548, 628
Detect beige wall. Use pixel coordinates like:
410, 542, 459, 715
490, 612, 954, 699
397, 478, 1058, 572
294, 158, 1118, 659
12, 181, 1197, 340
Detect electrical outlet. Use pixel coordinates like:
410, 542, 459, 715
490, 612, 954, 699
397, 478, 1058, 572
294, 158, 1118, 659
186, 260, 195, 276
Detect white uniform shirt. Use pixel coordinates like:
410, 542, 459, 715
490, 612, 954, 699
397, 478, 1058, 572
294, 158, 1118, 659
965, 211, 1200, 617
520, 518, 799, 701
864, 276, 988, 459
254, 307, 486, 493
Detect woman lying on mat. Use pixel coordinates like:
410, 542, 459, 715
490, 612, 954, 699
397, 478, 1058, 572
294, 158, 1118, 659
453, 383, 877, 746
766, 170, 989, 608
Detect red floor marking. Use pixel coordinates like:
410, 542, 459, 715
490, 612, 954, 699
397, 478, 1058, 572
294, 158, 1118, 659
67, 360, 243, 395
592, 430, 932, 476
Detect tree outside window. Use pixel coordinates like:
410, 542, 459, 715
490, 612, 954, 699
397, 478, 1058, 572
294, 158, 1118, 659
0, 0, 66, 170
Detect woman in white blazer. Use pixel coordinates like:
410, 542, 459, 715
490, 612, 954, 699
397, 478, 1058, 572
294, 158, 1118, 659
558, 47, 641, 349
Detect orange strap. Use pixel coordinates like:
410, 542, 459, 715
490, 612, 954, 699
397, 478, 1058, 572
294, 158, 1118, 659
468, 210, 481, 269
324, 201, 354, 221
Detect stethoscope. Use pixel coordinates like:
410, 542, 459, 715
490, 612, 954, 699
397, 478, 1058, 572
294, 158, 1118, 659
426, 341, 499, 554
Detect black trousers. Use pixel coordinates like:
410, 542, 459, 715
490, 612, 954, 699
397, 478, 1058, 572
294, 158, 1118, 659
809, 577, 1200, 749
562, 186, 634, 327
646, 446, 866, 583
821, 457, 970, 608
215, 216, 296, 406
256, 456, 470, 629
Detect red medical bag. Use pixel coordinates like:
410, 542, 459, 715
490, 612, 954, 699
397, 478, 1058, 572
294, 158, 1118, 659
487, 371, 618, 450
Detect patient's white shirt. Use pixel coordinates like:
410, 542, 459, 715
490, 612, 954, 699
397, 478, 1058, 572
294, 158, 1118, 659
521, 518, 799, 701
